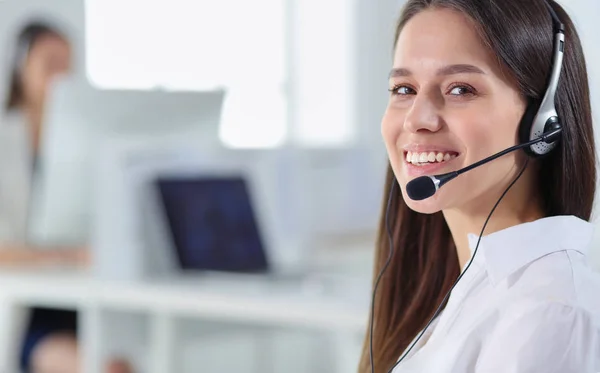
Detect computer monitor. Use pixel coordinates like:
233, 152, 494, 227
91, 143, 307, 280
156, 175, 270, 273
28, 77, 225, 246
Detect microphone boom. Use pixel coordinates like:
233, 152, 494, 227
405, 128, 560, 200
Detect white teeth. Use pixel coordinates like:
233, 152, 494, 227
405, 151, 458, 165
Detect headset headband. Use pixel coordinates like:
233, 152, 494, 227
523, 0, 565, 156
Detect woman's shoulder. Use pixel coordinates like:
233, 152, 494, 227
505, 249, 600, 325
566, 250, 600, 321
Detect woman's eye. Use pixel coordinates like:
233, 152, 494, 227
390, 85, 416, 95
448, 85, 475, 96
389, 84, 476, 98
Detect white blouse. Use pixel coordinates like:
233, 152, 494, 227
392, 215, 600, 373
0, 110, 34, 243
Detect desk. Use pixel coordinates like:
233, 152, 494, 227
0, 269, 369, 373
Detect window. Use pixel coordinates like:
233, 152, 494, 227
289, 0, 357, 146
85, 0, 356, 147
85, 0, 286, 148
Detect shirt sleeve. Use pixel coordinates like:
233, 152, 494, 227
475, 302, 598, 373
0, 119, 32, 244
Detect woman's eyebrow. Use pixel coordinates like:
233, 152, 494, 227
388, 64, 486, 78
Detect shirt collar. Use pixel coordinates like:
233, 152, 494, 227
466, 215, 594, 286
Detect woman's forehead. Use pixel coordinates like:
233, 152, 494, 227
393, 8, 496, 76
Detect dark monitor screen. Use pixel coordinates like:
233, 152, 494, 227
156, 176, 270, 273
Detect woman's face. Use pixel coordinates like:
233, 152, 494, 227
21, 33, 71, 109
382, 7, 528, 214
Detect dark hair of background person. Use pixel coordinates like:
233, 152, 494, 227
5, 21, 69, 110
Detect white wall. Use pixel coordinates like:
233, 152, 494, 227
354, 0, 404, 148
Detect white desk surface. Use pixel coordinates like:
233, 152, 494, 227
0, 269, 369, 333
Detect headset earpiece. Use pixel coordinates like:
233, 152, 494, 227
518, 99, 543, 157
543, 118, 562, 143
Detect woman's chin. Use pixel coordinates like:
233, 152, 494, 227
406, 201, 443, 214
400, 187, 445, 214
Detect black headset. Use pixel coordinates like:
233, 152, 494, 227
518, 0, 565, 157
370, 2, 567, 373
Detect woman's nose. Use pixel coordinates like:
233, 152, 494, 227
404, 94, 442, 134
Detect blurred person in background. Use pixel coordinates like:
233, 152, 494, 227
0, 20, 132, 373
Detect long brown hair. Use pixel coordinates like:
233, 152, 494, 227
358, 1, 596, 372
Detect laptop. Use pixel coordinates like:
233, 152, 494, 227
156, 175, 270, 274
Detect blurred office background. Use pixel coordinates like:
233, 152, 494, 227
0, 0, 597, 372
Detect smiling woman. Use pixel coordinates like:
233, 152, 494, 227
360, 0, 600, 373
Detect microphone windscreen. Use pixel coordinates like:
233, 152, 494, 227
406, 176, 436, 201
